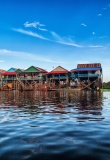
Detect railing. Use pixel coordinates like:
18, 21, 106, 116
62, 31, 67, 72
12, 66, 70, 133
2, 77, 17, 80
79, 73, 99, 77
52, 76, 68, 79
1, 76, 44, 81
70, 75, 78, 78
20, 77, 43, 80
71, 73, 99, 78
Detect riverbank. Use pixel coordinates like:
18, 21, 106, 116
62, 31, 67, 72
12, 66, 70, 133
101, 88, 110, 91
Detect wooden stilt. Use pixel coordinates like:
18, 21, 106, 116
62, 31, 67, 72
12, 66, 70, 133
81, 80, 97, 90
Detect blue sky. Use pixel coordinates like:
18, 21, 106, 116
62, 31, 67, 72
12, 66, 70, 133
0, 0, 110, 82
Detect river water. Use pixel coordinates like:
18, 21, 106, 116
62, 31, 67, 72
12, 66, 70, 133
0, 90, 110, 160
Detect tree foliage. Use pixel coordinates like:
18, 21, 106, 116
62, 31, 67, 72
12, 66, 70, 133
103, 81, 110, 88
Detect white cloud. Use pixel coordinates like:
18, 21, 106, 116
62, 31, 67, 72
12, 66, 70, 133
12, 28, 82, 48
50, 31, 83, 47
38, 27, 48, 31
24, 21, 45, 28
12, 28, 49, 40
81, 23, 87, 27
0, 49, 67, 64
12, 27, 104, 49
50, 31, 63, 41
97, 13, 102, 16
24, 21, 47, 32
56, 40, 83, 47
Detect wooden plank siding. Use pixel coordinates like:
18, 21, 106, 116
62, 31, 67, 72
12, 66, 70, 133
70, 63, 102, 90
46, 66, 70, 89
0, 66, 47, 91
0, 63, 103, 91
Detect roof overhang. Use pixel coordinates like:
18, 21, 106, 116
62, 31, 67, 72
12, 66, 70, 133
1, 72, 18, 75
71, 67, 102, 72
46, 71, 68, 75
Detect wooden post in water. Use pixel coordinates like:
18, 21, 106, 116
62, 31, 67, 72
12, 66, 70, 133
16, 80, 17, 90
0, 76, 2, 90
102, 69, 103, 89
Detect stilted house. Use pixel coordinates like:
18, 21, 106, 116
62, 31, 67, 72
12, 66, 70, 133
1, 66, 47, 90
0, 69, 6, 90
18, 66, 47, 82
70, 63, 102, 89
0, 69, 6, 77
17, 66, 48, 90
1, 68, 18, 90
46, 66, 70, 88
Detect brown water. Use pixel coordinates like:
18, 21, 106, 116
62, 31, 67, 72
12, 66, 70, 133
0, 90, 110, 160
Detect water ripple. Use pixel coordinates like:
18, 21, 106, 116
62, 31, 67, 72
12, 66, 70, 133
0, 91, 110, 160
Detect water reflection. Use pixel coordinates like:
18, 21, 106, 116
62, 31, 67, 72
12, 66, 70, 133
0, 90, 110, 160
0, 90, 103, 122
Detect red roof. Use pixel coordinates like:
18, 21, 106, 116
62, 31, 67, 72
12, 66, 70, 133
46, 71, 68, 75
2, 72, 18, 75
77, 63, 101, 68
37, 67, 48, 73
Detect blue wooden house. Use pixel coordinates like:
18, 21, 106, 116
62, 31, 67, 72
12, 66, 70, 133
70, 63, 102, 89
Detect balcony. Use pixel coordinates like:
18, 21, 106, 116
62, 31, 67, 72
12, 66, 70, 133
71, 73, 99, 78
70, 74, 78, 78
79, 73, 99, 77
2, 76, 44, 81
52, 76, 68, 79
2, 77, 17, 81
20, 76, 43, 80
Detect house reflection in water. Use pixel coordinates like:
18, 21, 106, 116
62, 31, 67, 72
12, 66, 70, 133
0, 90, 104, 121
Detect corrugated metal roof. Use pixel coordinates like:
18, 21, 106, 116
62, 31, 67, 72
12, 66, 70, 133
71, 67, 102, 72
36, 67, 47, 73
2, 72, 18, 75
24, 66, 47, 73
7, 68, 18, 72
16, 69, 25, 72
25, 66, 40, 72
50, 66, 69, 72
